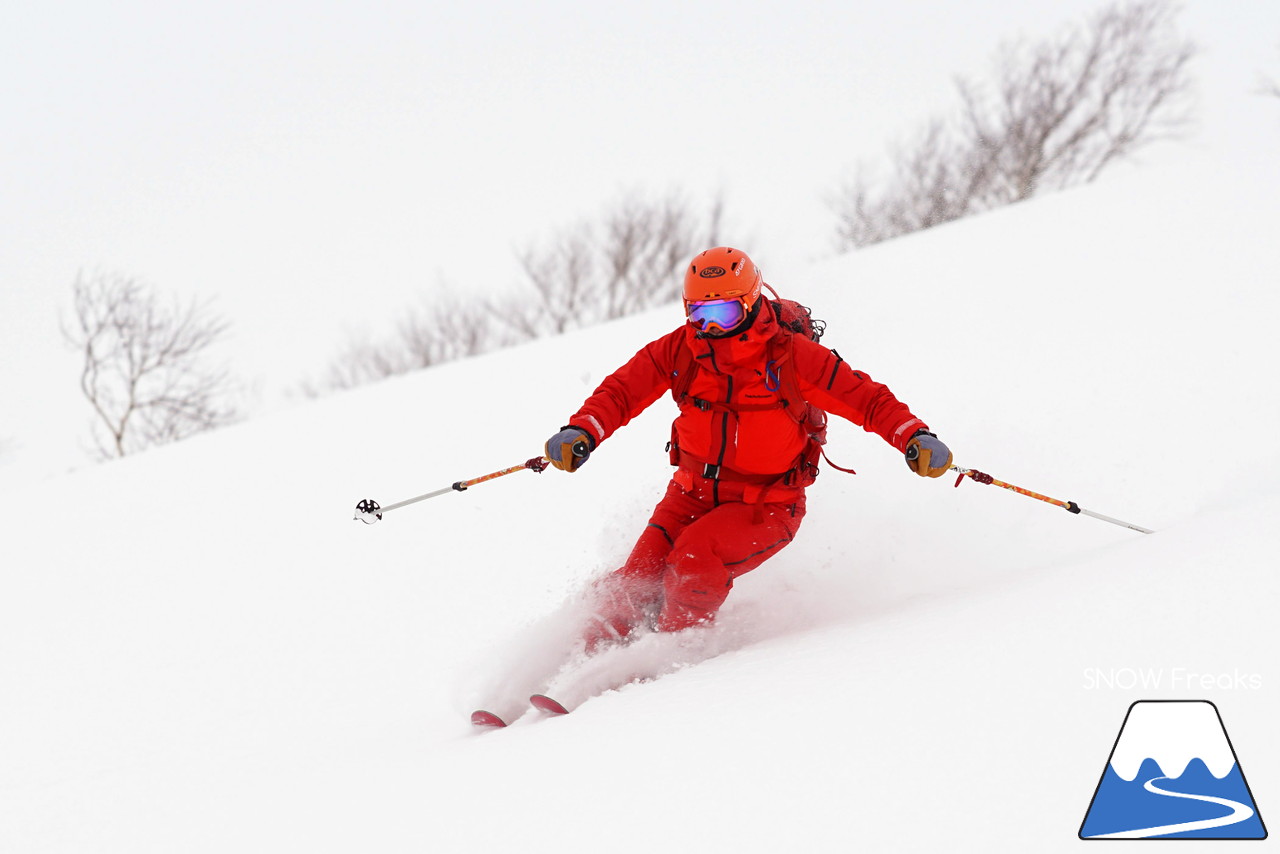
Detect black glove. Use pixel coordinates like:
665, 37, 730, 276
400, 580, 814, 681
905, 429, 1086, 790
545, 426, 593, 472
905, 430, 953, 478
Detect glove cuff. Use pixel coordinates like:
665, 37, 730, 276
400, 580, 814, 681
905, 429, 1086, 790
562, 424, 598, 450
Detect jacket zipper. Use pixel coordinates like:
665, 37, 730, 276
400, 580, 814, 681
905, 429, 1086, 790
712, 375, 733, 505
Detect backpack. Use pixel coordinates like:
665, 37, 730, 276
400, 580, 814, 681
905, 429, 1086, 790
669, 285, 856, 484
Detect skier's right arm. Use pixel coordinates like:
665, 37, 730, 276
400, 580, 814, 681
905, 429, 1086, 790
559, 329, 683, 450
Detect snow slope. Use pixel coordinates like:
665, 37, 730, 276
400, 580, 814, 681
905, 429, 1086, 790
4, 37, 1279, 854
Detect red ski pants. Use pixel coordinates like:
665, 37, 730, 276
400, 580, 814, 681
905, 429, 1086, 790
588, 475, 806, 644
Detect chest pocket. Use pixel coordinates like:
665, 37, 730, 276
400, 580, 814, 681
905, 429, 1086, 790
673, 365, 807, 475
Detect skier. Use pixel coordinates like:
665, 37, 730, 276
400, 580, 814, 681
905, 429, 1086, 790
544, 247, 952, 651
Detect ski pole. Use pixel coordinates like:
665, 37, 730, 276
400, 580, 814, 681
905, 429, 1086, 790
948, 465, 1153, 534
353, 442, 588, 524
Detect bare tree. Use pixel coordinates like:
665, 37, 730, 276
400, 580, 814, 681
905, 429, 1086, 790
508, 231, 597, 339
836, 121, 981, 248
303, 189, 728, 396
63, 272, 239, 458
504, 189, 725, 339
835, 0, 1196, 249
300, 293, 511, 395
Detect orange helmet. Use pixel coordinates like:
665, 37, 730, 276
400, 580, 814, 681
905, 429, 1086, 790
683, 247, 763, 336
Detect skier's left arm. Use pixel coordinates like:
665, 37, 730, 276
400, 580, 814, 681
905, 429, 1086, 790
793, 338, 953, 477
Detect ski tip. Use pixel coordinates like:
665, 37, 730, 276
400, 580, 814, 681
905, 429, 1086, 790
529, 694, 570, 716
471, 710, 507, 728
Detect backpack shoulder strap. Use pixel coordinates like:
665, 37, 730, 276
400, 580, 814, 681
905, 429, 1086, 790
670, 337, 698, 404
771, 328, 809, 423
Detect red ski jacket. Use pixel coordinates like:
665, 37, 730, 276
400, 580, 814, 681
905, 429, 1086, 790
568, 306, 928, 480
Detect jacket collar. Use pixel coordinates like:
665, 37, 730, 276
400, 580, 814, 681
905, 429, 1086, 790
681, 302, 779, 373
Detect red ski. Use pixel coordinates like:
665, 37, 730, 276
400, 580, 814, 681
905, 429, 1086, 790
470, 709, 507, 728
529, 694, 570, 716
470, 695, 569, 728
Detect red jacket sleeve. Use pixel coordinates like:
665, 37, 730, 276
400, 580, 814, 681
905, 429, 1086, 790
566, 328, 683, 446
792, 337, 928, 452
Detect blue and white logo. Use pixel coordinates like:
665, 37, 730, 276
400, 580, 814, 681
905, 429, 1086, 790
1080, 700, 1267, 839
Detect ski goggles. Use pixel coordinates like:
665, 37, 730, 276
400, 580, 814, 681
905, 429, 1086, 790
686, 298, 746, 335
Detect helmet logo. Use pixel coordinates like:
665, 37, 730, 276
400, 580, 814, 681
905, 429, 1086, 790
699, 266, 726, 278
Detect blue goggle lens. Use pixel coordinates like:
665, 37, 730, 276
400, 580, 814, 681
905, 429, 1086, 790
687, 299, 745, 333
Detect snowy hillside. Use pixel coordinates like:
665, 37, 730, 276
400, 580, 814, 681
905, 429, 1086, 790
4, 23, 1280, 854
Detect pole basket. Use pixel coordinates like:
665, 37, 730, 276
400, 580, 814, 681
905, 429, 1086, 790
354, 498, 383, 525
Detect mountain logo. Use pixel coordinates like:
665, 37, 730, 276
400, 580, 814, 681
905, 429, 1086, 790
1080, 700, 1267, 840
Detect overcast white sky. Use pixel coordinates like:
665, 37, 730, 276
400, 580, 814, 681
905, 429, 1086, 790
2, 0, 1277, 482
